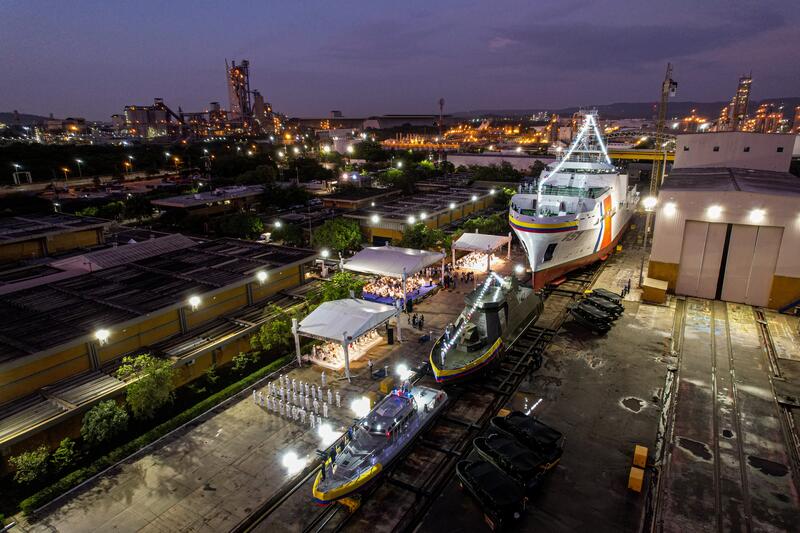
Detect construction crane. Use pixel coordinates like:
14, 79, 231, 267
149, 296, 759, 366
645, 63, 677, 247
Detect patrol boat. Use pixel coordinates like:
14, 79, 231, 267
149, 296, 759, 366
510, 111, 638, 289
430, 273, 543, 383
312, 385, 446, 503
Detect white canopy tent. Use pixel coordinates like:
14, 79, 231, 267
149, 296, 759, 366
292, 298, 400, 381
344, 245, 446, 307
343, 245, 444, 278
451, 232, 512, 272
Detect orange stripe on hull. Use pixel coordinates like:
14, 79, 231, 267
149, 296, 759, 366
532, 221, 629, 290
601, 196, 613, 249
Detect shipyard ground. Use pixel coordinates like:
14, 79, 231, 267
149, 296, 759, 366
13, 238, 800, 532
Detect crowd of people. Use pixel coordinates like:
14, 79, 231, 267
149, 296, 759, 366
253, 372, 343, 430
363, 272, 433, 301
306, 329, 382, 370
454, 251, 503, 271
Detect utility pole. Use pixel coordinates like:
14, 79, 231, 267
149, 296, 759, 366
644, 63, 677, 248
438, 97, 446, 170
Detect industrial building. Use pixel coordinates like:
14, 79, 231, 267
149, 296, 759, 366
151, 185, 265, 216
674, 131, 794, 172
0, 236, 316, 456
647, 167, 800, 309
344, 187, 494, 244
0, 214, 109, 264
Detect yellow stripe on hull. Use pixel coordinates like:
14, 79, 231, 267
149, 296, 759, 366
508, 214, 579, 230
312, 461, 383, 503
430, 337, 503, 381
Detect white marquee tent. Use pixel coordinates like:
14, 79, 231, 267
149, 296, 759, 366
343, 245, 445, 278
292, 298, 400, 380
451, 232, 512, 272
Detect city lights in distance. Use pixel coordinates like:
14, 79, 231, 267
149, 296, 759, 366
749, 208, 765, 223
707, 205, 723, 219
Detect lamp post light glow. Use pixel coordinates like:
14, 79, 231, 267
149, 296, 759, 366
396, 363, 412, 381
515, 264, 525, 274
749, 208, 766, 224
371, 214, 380, 224
321, 249, 330, 259
407, 215, 416, 224
188, 295, 201, 310
256, 270, 268, 284
281, 451, 306, 475
351, 396, 371, 418
449, 202, 456, 210
75, 159, 84, 178
95, 328, 110, 345
642, 196, 658, 211
396, 160, 403, 168
707, 205, 723, 220
346, 145, 354, 154
274, 220, 282, 228
420, 212, 427, 220
471, 194, 477, 202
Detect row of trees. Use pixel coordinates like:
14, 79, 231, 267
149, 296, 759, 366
464, 161, 546, 182
8, 354, 175, 485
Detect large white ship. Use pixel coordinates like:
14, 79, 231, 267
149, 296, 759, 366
510, 112, 638, 289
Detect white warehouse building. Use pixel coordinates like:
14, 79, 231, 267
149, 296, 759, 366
648, 167, 800, 310
674, 131, 794, 172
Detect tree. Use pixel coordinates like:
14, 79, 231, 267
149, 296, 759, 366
352, 140, 389, 162
81, 400, 129, 446
231, 351, 259, 374
460, 212, 509, 235
250, 305, 294, 353
213, 212, 264, 239
285, 157, 335, 182
262, 183, 311, 209
269, 222, 304, 246
320, 271, 365, 302
398, 223, 446, 250
312, 217, 363, 253
9, 445, 49, 484
51, 437, 77, 472
117, 354, 176, 420
469, 162, 523, 182
123, 196, 154, 220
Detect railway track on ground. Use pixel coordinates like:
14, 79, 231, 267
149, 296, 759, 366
234, 262, 606, 533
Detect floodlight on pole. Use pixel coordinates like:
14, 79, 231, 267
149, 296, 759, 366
188, 295, 201, 310
256, 270, 268, 284
95, 328, 110, 345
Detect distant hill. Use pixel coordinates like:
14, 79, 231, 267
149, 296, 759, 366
455, 98, 800, 120
0, 111, 55, 125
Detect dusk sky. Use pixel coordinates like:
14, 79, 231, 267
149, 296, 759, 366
2, 0, 799, 120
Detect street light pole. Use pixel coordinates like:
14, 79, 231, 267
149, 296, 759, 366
75, 159, 84, 178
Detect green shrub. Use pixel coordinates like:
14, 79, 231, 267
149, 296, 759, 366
20, 354, 291, 516
9, 445, 49, 484
117, 354, 176, 420
81, 400, 129, 446
232, 351, 258, 374
51, 438, 77, 472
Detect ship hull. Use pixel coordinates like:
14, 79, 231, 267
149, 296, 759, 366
527, 219, 630, 289
430, 337, 503, 384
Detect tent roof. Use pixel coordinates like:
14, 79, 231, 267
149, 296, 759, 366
298, 298, 397, 342
452, 232, 510, 253
343, 245, 444, 278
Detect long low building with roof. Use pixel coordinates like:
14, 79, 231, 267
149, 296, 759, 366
0, 213, 110, 264
0, 235, 317, 456
344, 186, 496, 245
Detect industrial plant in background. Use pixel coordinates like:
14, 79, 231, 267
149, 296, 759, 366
111, 58, 280, 140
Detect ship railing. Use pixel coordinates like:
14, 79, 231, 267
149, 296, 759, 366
539, 185, 608, 199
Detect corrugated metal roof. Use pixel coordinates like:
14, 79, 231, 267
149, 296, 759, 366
661, 167, 800, 196
50, 234, 197, 271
